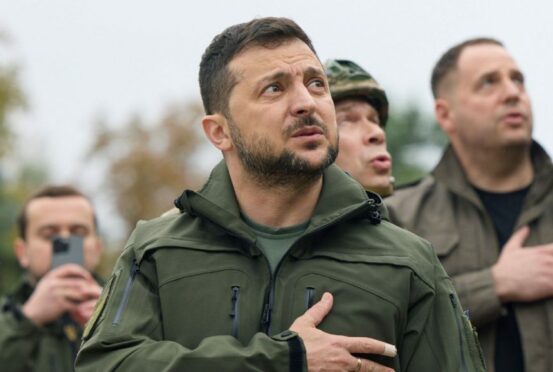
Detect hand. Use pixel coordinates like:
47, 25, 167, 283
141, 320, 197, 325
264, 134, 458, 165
69, 284, 102, 326
492, 226, 553, 302
22, 264, 100, 326
290, 292, 396, 372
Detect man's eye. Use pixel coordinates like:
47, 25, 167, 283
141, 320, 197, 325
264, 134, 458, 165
38, 228, 57, 241
482, 76, 496, 86
512, 74, 525, 86
368, 115, 381, 126
308, 79, 325, 90
337, 116, 354, 127
71, 226, 89, 237
263, 84, 281, 94
40, 232, 56, 241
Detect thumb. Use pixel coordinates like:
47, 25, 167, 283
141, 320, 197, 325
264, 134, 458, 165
292, 292, 333, 328
503, 226, 530, 252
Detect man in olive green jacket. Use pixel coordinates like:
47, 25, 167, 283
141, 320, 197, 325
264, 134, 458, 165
387, 38, 553, 372
0, 185, 104, 372
77, 18, 485, 372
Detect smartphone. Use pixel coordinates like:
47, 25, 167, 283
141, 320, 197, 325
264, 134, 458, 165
51, 235, 84, 269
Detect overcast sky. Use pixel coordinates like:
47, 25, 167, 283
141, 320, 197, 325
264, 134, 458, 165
1, 0, 552, 240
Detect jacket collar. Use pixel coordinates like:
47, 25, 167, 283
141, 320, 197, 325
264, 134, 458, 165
175, 161, 382, 239
432, 141, 553, 209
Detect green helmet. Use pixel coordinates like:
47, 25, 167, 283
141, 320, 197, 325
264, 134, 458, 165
324, 59, 389, 126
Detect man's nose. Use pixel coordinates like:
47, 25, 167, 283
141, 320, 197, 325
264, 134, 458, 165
502, 78, 523, 104
364, 122, 386, 145
290, 85, 316, 117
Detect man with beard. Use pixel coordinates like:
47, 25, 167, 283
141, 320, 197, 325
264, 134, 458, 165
76, 18, 485, 372
386, 38, 553, 372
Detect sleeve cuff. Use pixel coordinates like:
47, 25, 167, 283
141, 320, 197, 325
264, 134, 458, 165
2, 302, 40, 334
272, 330, 306, 372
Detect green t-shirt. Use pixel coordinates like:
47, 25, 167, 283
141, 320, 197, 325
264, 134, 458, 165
241, 214, 308, 274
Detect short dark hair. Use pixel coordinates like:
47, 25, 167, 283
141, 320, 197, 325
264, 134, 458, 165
199, 17, 317, 116
431, 37, 504, 98
17, 185, 98, 240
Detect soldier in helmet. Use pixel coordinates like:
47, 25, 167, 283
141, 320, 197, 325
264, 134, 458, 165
325, 59, 394, 197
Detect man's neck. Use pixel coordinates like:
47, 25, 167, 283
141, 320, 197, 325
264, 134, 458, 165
454, 143, 533, 192
228, 163, 323, 228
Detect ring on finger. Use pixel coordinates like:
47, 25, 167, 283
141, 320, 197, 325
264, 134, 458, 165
354, 358, 362, 372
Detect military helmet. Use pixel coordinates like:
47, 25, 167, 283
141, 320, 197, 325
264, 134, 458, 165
324, 59, 389, 126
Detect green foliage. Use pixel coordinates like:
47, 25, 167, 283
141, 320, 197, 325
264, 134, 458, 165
0, 177, 22, 295
386, 103, 448, 186
0, 166, 49, 295
0, 29, 47, 295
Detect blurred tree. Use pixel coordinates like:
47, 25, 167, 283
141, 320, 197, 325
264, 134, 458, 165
0, 28, 48, 295
386, 103, 448, 186
0, 31, 26, 158
87, 101, 208, 236
0, 165, 49, 294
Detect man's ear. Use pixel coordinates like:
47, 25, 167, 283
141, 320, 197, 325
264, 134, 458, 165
14, 238, 29, 269
435, 98, 455, 135
202, 114, 233, 151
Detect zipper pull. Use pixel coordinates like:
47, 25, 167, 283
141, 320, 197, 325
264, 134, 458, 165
305, 287, 315, 310
229, 286, 240, 338
262, 303, 271, 325
230, 286, 239, 317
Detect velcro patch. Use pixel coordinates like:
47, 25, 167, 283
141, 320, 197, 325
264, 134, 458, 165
82, 270, 119, 340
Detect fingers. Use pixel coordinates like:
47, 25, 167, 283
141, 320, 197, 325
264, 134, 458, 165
354, 357, 395, 372
502, 226, 530, 252
295, 292, 333, 328
42, 276, 101, 306
71, 298, 99, 325
49, 263, 94, 281
340, 335, 397, 357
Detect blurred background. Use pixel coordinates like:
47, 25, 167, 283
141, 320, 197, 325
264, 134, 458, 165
1, 0, 552, 292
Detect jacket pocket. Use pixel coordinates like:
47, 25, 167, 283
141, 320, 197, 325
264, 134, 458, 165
157, 262, 253, 348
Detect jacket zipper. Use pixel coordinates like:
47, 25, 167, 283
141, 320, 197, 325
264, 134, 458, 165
450, 294, 469, 372
259, 205, 371, 335
261, 274, 275, 335
113, 260, 140, 325
304, 287, 315, 310
230, 286, 240, 338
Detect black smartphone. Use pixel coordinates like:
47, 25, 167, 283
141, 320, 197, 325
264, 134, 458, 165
51, 235, 84, 269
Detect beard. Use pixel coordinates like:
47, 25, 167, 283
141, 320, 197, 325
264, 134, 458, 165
228, 116, 338, 188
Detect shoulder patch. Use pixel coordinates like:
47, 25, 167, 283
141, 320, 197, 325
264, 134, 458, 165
82, 269, 120, 340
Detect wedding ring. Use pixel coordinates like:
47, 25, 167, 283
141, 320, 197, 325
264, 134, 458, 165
354, 358, 362, 372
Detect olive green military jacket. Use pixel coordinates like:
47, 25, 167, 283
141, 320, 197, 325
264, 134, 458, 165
0, 277, 82, 372
76, 162, 485, 372
386, 142, 553, 372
